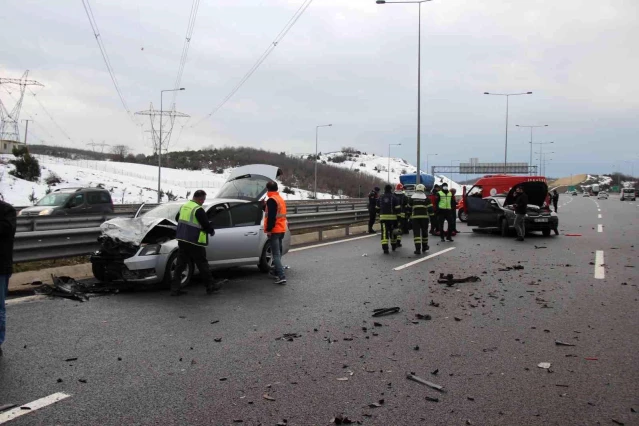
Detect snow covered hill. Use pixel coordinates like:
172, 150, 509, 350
0, 155, 334, 206
302, 151, 463, 192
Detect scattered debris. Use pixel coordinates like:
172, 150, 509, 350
210, 320, 219, 324
362, 254, 368, 257
372, 307, 400, 317
611, 419, 625, 425
467, 396, 475, 401
556, 384, 570, 388
262, 394, 276, 401
497, 265, 524, 271
214, 338, 222, 343
368, 399, 385, 408
555, 340, 576, 347
537, 362, 551, 369
406, 373, 445, 391
415, 314, 432, 320
414, 345, 420, 351
565, 234, 582, 237
35, 275, 125, 302
454, 317, 462, 322
437, 273, 481, 286
534, 245, 547, 249
0, 404, 17, 413
425, 396, 439, 402
275, 333, 302, 342
331, 414, 354, 424
431, 369, 439, 375
585, 357, 598, 361
429, 300, 440, 307
337, 377, 349, 381
78, 379, 87, 383
373, 322, 383, 327
20, 407, 31, 411
64, 357, 78, 362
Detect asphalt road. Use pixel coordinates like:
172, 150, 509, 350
1, 194, 638, 426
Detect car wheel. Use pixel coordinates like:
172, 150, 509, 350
92, 263, 108, 282
163, 251, 193, 289
500, 218, 509, 237
542, 228, 551, 237
458, 210, 468, 222
258, 241, 273, 273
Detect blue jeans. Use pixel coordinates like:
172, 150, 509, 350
270, 233, 285, 279
0, 274, 9, 347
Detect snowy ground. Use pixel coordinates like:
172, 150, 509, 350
302, 151, 464, 192
0, 155, 335, 206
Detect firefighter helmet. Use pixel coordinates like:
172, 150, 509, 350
415, 184, 426, 192
395, 183, 404, 191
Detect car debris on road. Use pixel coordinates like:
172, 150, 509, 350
372, 307, 400, 317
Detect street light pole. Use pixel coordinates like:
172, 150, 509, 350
530, 141, 554, 176
483, 92, 532, 168
158, 87, 185, 203
21, 119, 33, 145
516, 124, 548, 175
426, 153, 437, 176
388, 143, 402, 182
377, 0, 431, 185
314, 123, 332, 199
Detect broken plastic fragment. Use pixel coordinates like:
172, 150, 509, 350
555, 340, 576, 347
537, 362, 551, 369
406, 374, 445, 391
372, 307, 400, 317
263, 394, 276, 401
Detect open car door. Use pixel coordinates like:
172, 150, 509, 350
466, 196, 501, 227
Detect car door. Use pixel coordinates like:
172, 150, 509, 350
466, 196, 489, 226
65, 193, 88, 215
205, 203, 232, 265
225, 202, 263, 263
86, 192, 102, 214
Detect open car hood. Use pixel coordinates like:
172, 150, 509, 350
504, 181, 549, 207
100, 217, 177, 246
214, 164, 283, 201
226, 164, 282, 182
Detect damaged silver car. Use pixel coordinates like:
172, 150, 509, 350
90, 165, 291, 286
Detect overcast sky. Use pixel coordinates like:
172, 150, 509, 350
2, 0, 638, 178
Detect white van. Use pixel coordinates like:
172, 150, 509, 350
620, 188, 636, 201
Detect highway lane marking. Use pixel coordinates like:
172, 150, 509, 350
597, 224, 603, 233
0, 393, 71, 424
598, 214, 602, 219
289, 234, 376, 253
597, 209, 601, 212
594, 251, 605, 280
5, 295, 48, 307
393, 247, 456, 271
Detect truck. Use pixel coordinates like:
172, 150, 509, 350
591, 184, 600, 196
399, 173, 436, 196
459, 175, 549, 222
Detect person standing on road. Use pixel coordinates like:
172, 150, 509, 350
376, 184, 400, 254
435, 184, 454, 242
429, 184, 440, 236
264, 181, 288, 285
408, 184, 434, 255
513, 186, 529, 241
552, 189, 559, 213
367, 187, 380, 234
0, 200, 17, 357
393, 183, 409, 247
449, 187, 458, 237
173, 190, 218, 296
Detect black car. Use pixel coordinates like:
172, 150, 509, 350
466, 181, 559, 237
18, 187, 114, 216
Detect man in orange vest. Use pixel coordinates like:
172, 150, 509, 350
264, 181, 288, 284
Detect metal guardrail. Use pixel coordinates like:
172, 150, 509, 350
13, 208, 370, 263
16, 201, 368, 233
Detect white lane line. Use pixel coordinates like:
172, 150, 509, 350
594, 251, 605, 280
598, 214, 602, 219
0, 393, 71, 424
394, 247, 456, 271
597, 224, 603, 233
289, 234, 375, 253
597, 208, 601, 212
6, 295, 48, 307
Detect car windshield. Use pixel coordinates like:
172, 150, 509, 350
216, 174, 271, 201
36, 193, 72, 206
143, 204, 182, 220
622, 189, 634, 193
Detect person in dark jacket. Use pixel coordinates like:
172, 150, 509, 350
0, 200, 17, 356
513, 186, 529, 241
449, 188, 458, 236
429, 184, 440, 235
264, 181, 288, 285
367, 187, 380, 234
376, 184, 399, 254
408, 184, 435, 255
551, 189, 559, 212
172, 190, 218, 296
393, 183, 409, 246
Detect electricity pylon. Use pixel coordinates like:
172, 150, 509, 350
0, 71, 44, 141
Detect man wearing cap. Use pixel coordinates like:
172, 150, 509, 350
172, 190, 218, 296
367, 186, 380, 234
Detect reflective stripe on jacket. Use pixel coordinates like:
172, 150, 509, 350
264, 191, 287, 233
438, 191, 452, 210
409, 193, 435, 219
377, 192, 398, 220
176, 200, 208, 246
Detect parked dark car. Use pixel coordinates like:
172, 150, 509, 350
466, 181, 559, 237
18, 187, 114, 216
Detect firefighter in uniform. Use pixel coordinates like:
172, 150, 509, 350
435, 184, 454, 242
393, 183, 410, 247
376, 184, 399, 254
408, 184, 434, 255
173, 190, 218, 296
367, 187, 380, 234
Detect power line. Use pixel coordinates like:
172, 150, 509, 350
28, 89, 75, 144
81, 0, 137, 124
191, 0, 315, 128
172, 0, 201, 105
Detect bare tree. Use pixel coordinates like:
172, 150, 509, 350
111, 145, 130, 161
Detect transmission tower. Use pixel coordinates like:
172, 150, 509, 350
135, 103, 189, 155
0, 71, 44, 141
96, 141, 110, 153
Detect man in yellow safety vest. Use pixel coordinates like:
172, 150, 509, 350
435, 183, 454, 242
